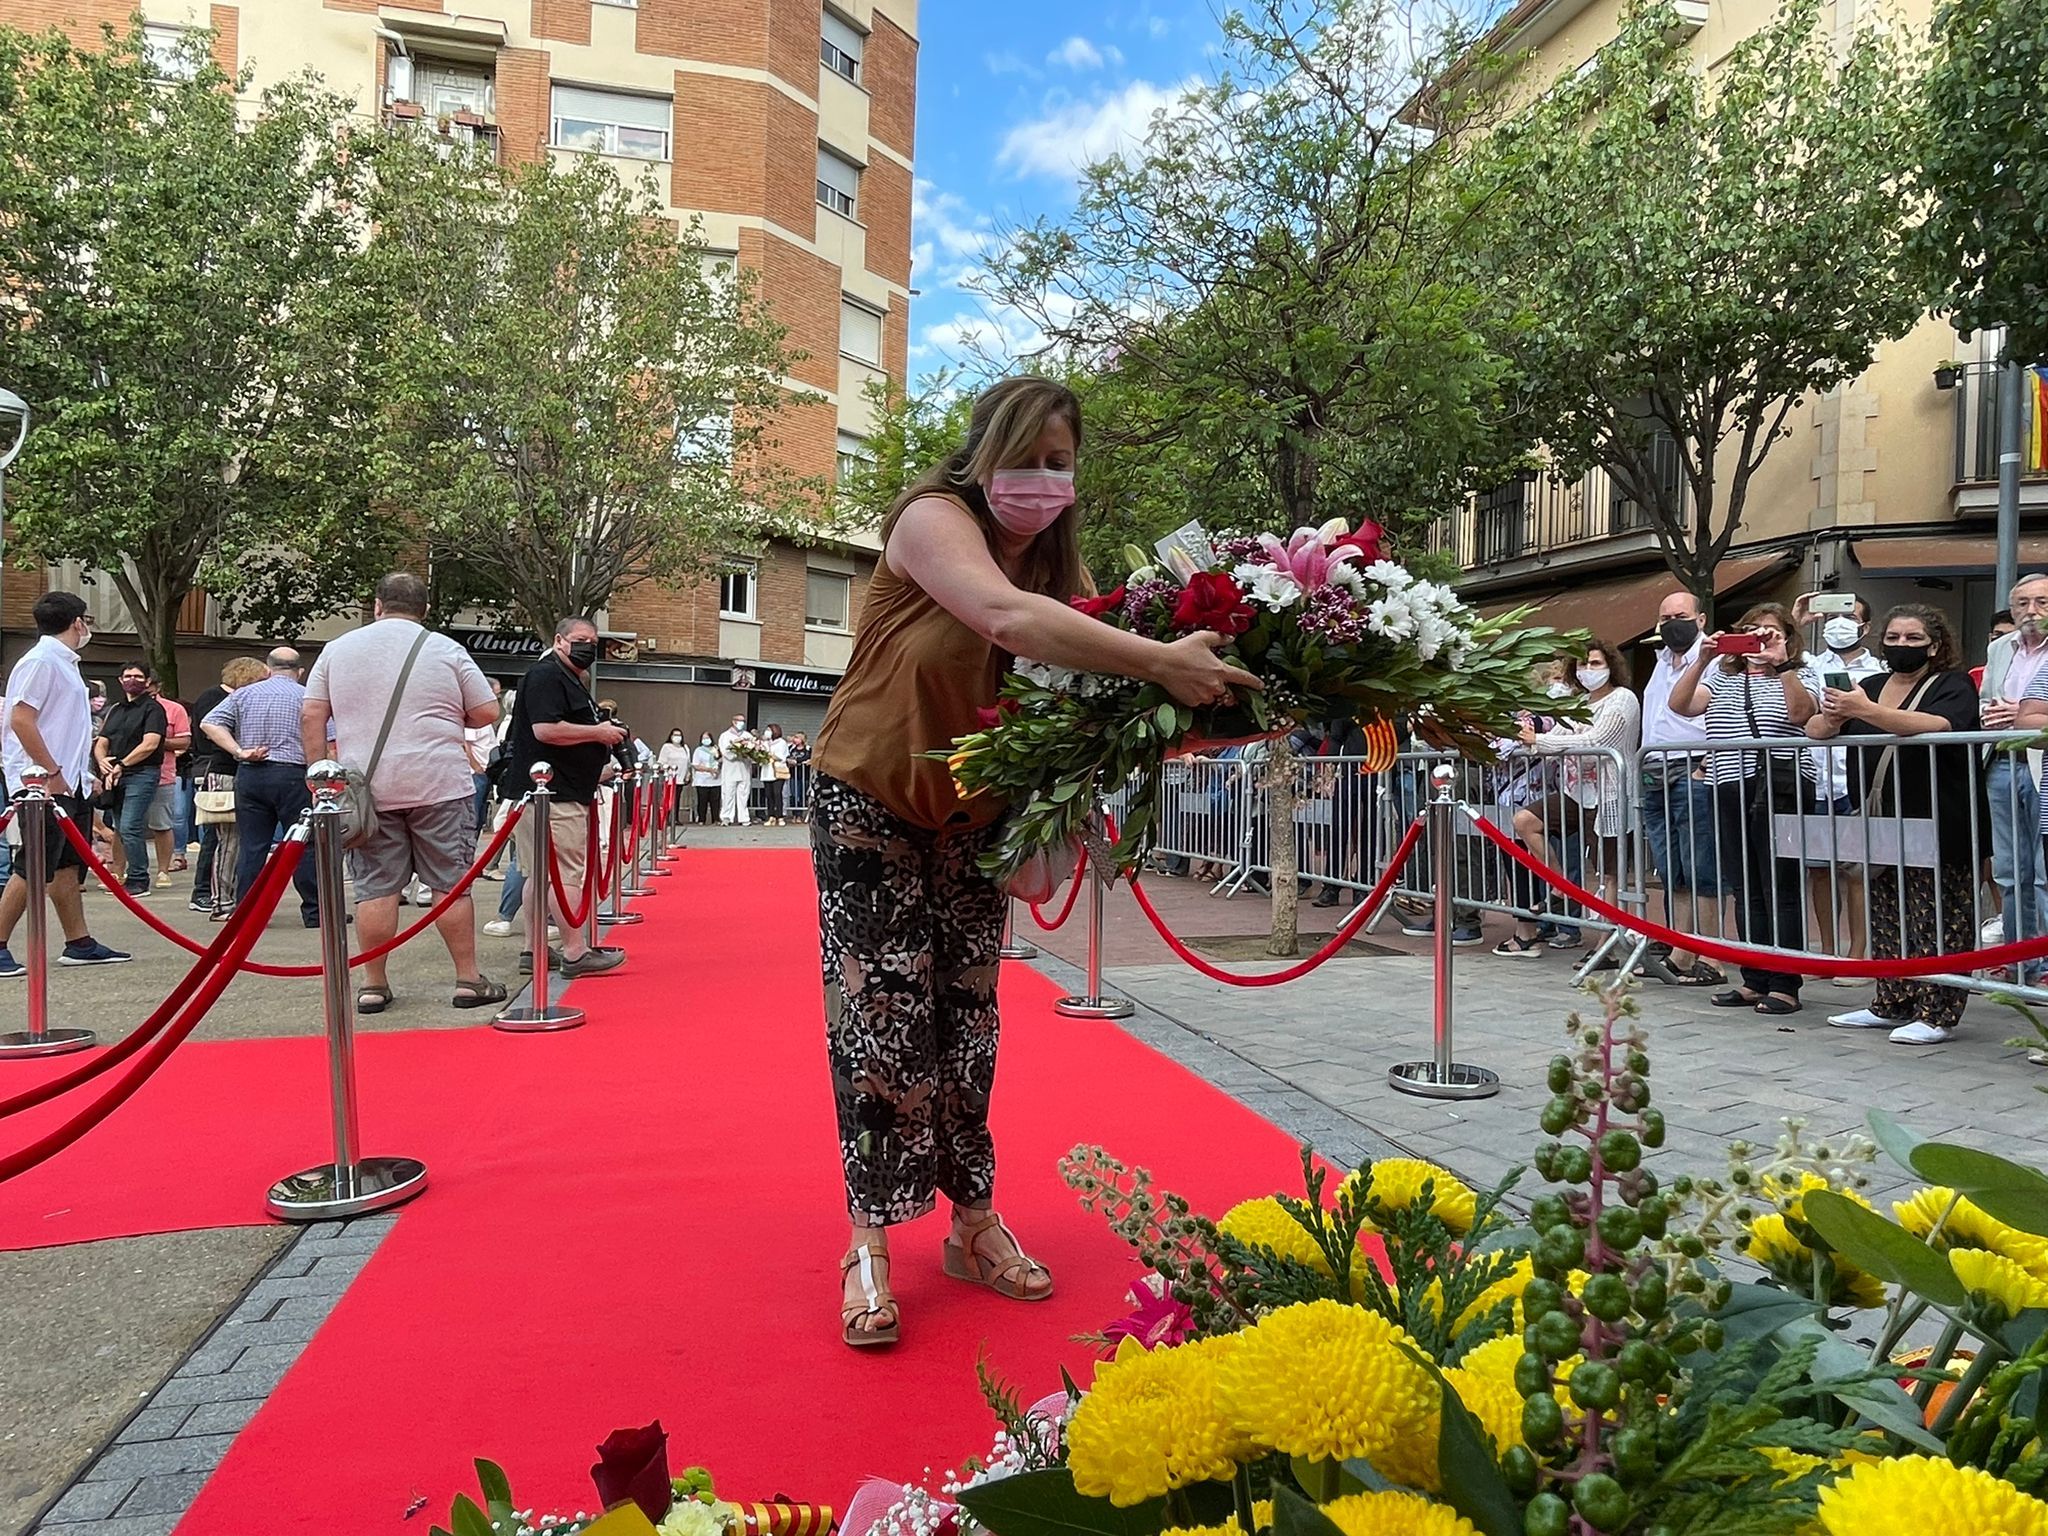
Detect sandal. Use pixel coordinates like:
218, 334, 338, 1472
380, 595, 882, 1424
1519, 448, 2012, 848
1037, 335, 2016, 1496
840, 1240, 899, 1349
1753, 995, 1802, 1016
451, 975, 509, 1009
356, 984, 394, 1015
943, 1209, 1054, 1302
1662, 960, 1726, 987
1710, 989, 1761, 1008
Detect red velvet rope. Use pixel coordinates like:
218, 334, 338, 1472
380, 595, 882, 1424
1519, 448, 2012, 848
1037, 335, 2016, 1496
547, 802, 602, 927
1126, 816, 1429, 987
1463, 812, 2048, 979
58, 805, 525, 976
1028, 859, 1089, 931
0, 839, 301, 1183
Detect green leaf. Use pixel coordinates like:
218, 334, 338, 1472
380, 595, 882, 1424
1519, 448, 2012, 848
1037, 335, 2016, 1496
1708, 1281, 1821, 1344
474, 1460, 514, 1519
1912, 1144, 2048, 1238
1867, 1109, 1927, 1176
449, 1494, 495, 1536
1048, 780, 1082, 803
1800, 1190, 1965, 1306
955, 1468, 1165, 1536
1270, 1486, 1346, 1536
1432, 1378, 1524, 1536
1772, 1317, 1946, 1453
1155, 702, 1179, 736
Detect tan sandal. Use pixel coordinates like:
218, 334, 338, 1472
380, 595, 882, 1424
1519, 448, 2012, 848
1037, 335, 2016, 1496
840, 1240, 899, 1349
942, 1209, 1055, 1301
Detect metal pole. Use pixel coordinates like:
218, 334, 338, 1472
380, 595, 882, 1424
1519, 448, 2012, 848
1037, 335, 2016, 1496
599, 771, 642, 927
644, 768, 673, 876
1055, 806, 1133, 1019
267, 762, 428, 1218
1997, 358, 2025, 605
1388, 763, 1499, 1099
997, 898, 1038, 961
621, 768, 653, 897
495, 763, 584, 1032
0, 767, 93, 1058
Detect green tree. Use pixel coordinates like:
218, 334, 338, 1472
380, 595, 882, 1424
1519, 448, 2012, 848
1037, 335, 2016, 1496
0, 23, 404, 690
1913, 0, 2048, 365
365, 141, 834, 639
1459, 0, 1922, 613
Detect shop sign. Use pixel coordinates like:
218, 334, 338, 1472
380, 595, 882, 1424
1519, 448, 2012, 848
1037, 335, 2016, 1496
731, 666, 838, 696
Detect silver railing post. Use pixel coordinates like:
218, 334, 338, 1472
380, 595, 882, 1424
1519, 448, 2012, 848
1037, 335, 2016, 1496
645, 769, 674, 875
0, 766, 93, 1059
621, 767, 654, 896
1388, 763, 1499, 1100
1054, 804, 1133, 1020
267, 762, 428, 1218
998, 898, 1038, 961
599, 770, 643, 928
496, 763, 585, 1033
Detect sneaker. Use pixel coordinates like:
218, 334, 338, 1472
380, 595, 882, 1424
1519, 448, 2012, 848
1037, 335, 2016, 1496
1830, 974, 1866, 988
58, 938, 131, 966
1546, 929, 1583, 950
123, 881, 151, 899
1828, 1008, 1897, 1029
1400, 915, 1437, 938
482, 918, 516, 937
154, 871, 171, 889
560, 946, 627, 978
517, 945, 568, 975
0, 946, 22, 978
1889, 1020, 1955, 1046
1451, 925, 1485, 947
2028, 1048, 2048, 1067
187, 897, 214, 914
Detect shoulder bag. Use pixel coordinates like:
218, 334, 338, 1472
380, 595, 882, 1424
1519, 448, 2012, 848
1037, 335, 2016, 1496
339, 627, 432, 850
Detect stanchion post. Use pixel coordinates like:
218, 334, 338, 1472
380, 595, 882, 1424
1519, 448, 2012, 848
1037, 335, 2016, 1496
599, 769, 643, 927
621, 767, 654, 898
1055, 804, 1133, 1019
644, 768, 674, 876
1388, 764, 1499, 1100
267, 762, 429, 1218
0, 766, 94, 1059
495, 764, 585, 1033
998, 898, 1038, 961
658, 767, 682, 863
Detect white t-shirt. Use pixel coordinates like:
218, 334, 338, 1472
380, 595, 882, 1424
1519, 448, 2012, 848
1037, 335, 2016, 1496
305, 617, 495, 811
690, 745, 720, 786
0, 635, 92, 793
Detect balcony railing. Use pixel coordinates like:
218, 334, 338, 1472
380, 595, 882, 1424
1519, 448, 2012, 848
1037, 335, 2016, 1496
1951, 359, 2048, 487
383, 104, 502, 163
1428, 441, 1684, 574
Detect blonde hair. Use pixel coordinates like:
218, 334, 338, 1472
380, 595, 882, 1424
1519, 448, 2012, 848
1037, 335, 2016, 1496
884, 376, 1085, 601
221, 657, 267, 689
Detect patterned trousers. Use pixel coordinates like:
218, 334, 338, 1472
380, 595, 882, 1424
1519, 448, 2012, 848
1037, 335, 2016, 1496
1869, 861, 1976, 1031
811, 775, 1006, 1225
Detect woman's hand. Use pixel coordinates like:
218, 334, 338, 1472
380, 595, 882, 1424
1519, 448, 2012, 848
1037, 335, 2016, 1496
1824, 685, 1869, 720
1153, 630, 1264, 709
1756, 627, 1790, 667
1518, 721, 1539, 746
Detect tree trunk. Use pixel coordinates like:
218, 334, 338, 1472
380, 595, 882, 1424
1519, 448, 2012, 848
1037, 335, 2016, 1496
112, 569, 182, 696
1265, 737, 1300, 957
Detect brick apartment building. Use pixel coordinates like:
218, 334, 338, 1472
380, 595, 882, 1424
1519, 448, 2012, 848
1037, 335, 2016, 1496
0, 0, 918, 744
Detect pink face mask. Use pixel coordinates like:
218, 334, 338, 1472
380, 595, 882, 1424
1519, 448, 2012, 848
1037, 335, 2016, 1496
986, 469, 1074, 536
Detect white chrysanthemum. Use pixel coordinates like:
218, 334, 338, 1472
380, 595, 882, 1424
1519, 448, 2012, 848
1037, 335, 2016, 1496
1362, 560, 1412, 589
1329, 563, 1370, 597
1367, 595, 1419, 640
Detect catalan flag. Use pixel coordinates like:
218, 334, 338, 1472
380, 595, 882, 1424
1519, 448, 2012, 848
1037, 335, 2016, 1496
2032, 365, 2048, 473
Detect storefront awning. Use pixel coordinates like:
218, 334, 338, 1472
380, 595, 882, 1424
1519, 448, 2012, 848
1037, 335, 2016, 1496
1478, 553, 1793, 642
1849, 533, 2048, 577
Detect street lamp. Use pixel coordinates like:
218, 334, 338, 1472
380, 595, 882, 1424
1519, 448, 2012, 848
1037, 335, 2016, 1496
0, 388, 26, 670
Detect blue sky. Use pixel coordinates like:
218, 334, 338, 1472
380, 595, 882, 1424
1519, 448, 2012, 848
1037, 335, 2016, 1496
905, 0, 1227, 382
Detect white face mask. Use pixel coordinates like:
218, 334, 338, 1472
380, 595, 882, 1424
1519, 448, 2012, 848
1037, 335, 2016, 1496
1577, 667, 1610, 692
700, 737, 712, 747
1823, 617, 1864, 652
1545, 681, 1573, 699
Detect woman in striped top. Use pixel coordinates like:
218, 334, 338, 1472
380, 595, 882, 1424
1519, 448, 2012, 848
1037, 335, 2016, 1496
1668, 602, 1816, 1015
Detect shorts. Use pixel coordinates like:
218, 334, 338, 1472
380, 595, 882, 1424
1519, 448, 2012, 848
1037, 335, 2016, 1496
4, 792, 91, 878
146, 781, 177, 832
515, 798, 594, 913
347, 795, 478, 901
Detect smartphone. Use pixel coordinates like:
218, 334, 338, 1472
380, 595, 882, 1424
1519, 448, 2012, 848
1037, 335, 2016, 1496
1809, 592, 1858, 616
1823, 670, 1851, 692
1713, 633, 1765, 656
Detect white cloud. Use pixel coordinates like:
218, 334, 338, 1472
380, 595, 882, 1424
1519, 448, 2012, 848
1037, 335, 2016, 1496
1147, 15, 1171, 37
983, 50, 1034, 76
1047, 36, 1124, 71
996, 77, 1195, 181
910, 178, 998, 294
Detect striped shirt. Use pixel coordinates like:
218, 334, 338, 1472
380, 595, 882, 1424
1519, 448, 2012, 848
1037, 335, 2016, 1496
1701, 667, 1807, 786
202, 672, 309, 765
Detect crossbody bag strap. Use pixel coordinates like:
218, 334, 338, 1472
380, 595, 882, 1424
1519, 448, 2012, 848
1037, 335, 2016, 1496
1867, 673, 1940, 806
362, 626, 433, 782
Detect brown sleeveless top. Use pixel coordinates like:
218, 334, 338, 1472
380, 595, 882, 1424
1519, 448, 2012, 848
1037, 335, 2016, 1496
814, 501, 1007, 833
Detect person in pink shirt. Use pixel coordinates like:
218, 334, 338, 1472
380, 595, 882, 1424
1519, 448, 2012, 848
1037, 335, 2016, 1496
145, 674, 191, 887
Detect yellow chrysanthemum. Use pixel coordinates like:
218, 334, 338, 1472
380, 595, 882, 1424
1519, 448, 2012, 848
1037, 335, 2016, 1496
1218, 1197, 1333, 1276
1452, 1256, 1535, 1334
1817, 1455, 2048, 1536
1341, 1160, 1478, 1236
1214, 1299, 1438, 1475
1320, 1491, 1480, 1536
1457, 1334, 1525, 1390
1444, 1365, 1524, 1455
1161, 1502, 1275, 1536
1765, 1171, 1872, 1222
1067, 1335, 1261, 1507
1952, 1248, 2048, 1314
1743, 1214, 1888, 1309
1895, 1188, 2048, 1277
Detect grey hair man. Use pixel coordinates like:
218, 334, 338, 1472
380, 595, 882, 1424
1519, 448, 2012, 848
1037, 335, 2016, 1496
1989, 573, 2048, 983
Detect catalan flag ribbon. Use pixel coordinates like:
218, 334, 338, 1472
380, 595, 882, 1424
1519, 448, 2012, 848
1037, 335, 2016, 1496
735, 1503, 835, 1536
2031, 365, 2048, 473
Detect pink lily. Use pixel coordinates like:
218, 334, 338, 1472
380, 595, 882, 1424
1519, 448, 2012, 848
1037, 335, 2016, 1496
1100, 1272, 1196, 1350
1256, 527, 1364, 595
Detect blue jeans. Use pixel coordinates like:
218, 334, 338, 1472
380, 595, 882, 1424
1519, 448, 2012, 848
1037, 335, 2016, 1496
1641, 764, 1721, 921
114, 772, 156, 888
497, 842, 527, 922
471, 771, 491, 835
172, 778, 195, 850
1988, 753, 2047, 980
233, 761, 320, 923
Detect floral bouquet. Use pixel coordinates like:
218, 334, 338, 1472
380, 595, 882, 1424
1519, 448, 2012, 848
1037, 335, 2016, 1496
940, 519, 1581, 884
729, 739, 776, 769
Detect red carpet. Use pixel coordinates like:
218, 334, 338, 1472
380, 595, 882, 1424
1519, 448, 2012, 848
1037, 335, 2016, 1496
1, 851, 1319, 1531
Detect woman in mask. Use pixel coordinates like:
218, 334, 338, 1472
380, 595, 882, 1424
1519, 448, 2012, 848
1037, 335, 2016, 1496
1808, 605, 1980, 1045
656, 730, 692, 828
689, 732, 720, 825
810, 376, 1259, 1348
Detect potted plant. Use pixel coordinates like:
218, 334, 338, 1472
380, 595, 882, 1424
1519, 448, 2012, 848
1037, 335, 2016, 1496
1934, 360, 1967, 390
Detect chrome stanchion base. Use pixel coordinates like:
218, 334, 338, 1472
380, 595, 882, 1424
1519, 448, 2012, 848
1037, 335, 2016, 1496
0, 1026, 95, 1058
999, 937, 1039, 960
265, 1155, 427, 1221
1053, 994, 1134, 1019
643, 862, 673, 877
493, 1002, 586, 1033
1386, 1061, 1500, 1100
622, 878, 653, 897
598, 909, 644, 927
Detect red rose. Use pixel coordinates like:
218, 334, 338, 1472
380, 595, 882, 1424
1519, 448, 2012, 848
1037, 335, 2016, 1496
591, 1422, 672, 1522
1070, 585, 1126, 619
1334, 520, 1387, 565
973, 698, 1020, 728
1171, 571, 1255, 636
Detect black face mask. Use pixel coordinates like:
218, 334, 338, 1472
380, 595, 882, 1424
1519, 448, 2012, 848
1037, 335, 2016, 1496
565, 640, 599, 671
1883, 643, 1932, 674
1658, 618, 1700, 653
